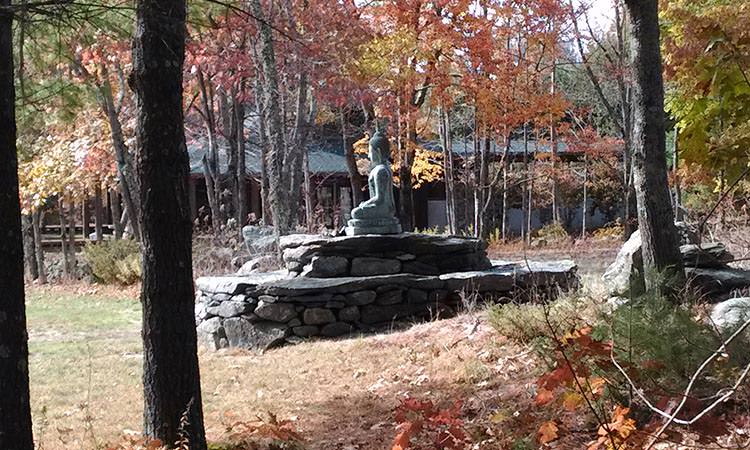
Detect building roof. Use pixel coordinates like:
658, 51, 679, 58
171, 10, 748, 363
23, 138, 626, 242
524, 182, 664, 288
188, 141, 350, 177
420, 138, 572, 155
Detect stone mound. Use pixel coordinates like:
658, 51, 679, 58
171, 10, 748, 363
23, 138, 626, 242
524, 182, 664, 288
280, 233, 493, 277
196, 235, 578, 351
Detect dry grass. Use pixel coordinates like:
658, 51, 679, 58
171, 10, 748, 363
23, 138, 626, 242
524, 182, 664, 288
26, 284, 541, 450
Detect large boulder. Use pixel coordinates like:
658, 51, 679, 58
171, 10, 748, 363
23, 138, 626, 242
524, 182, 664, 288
710, 297, 750, 336
242, 225, 276, 254
602, 230, 645, 297
223, 317, 288, 350
603, 223, 701, 297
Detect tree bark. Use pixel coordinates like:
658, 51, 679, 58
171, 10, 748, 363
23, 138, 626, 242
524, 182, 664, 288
22, 214, 38, 280
251, 0, 292, 235
342, 109, 364, 206
99, 71, 142, 242
234, 92, 248, 227
131, 0, 207, 446
94, 185, 104, 241
0, 5, 34, 446
439, 105, 457, 235
110, 190, 123, 239
32, 209, 47, 284
625, 0, 684, 292
196, 68, 222, 230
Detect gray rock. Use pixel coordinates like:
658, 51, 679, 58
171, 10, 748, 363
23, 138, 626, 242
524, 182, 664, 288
687, 267, 750, 295
396, 253, 417, 261
196, 317, 225, 350
351, 257, 401, 276
288, 293, 334, 304
195, 302, 210, 321
602, 230, 645, 297
675, 221, 700, 245
292, 325, 319, 337
325, 301, 346, 309
321, 322, 354, 337
360, 303, 428, 324
346, 290, 377, 306
303, 255, 349, 278
376, 289, 403, 305
407, 289, 429, 303
288, 318, 302, 327
681, 242, 734, 268
242, 225, 276, 254
303, 308, 336, 325
429, 290, 449, 303
710, 298, 750, 335
257, 294, 277, 303
237, 255, 280, 275
402, 261, 439, 275
206, 300, 253, 318
338, 306, 360, 322
223, 318, 288, 350
254, 301, 297, 323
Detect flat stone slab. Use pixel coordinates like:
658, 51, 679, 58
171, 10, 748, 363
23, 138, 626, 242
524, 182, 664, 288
280, 232, 487, 255
197, 260, 578, 297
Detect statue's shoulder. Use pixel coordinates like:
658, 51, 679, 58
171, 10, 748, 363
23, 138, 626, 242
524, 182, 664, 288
371, 163, 390, 177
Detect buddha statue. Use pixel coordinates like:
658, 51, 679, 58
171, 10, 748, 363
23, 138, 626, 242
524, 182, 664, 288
345, 130, 403, 236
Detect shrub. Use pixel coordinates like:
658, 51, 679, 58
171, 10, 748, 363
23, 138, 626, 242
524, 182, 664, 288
591, 220, 625, 241
82, 239, 142, 285
532, 223, 569, 247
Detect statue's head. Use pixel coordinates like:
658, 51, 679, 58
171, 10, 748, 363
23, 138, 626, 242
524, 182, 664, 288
368, 130, 390, 165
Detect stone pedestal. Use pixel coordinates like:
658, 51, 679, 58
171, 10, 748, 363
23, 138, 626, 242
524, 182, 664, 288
345, 218, 402, 236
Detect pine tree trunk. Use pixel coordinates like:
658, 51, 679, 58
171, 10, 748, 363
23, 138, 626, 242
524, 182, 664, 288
399, 109, 417, 232
0, 6, 34, 445
625, 0, 684, 292
131, 0, 207, 446
32, 209, 47, 284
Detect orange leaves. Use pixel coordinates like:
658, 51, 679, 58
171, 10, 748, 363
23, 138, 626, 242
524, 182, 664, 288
587, 406, 637, 450
391, 397, 468, 450
537, 420, 559, 444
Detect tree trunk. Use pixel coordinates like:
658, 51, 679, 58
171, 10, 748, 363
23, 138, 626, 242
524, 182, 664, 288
99, 72, 141, 242
32, 209, 47, 284
673, 129, 683, 221
251, 0, 292, 235
254, 79, 272, 227
342, 109, 364, 206
625, 0, 684, 293
94, 185, 104, 241
303, 149, 314, 231
110, 190, 123, 239
59, 199, 71, 278
0, 6, 34, 445
439, 106, 457, 235
582, 155, 588, 239
65, 202, 77, 275
131, 0, 207, 446
235, 94, 248, 227
82, 198, 91, 241
196, 68, 222, 230
22, 214, 38, 280
399, 107, 417, 232
288, 72, 315, 228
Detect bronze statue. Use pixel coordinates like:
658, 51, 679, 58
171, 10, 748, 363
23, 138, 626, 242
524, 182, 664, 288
345, 130, 402, 235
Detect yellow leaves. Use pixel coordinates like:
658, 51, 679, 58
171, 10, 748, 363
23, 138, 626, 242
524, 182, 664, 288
537, 420, 559, 445
561, 392, 584, 411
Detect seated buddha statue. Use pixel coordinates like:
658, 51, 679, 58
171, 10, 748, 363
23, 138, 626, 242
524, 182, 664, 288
345, 130, 402, 235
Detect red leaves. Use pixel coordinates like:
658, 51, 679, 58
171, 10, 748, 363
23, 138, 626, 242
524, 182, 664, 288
391, 397, 468, 450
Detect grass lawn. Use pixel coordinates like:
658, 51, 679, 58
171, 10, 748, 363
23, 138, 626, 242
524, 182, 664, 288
25, 283, 547, 450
